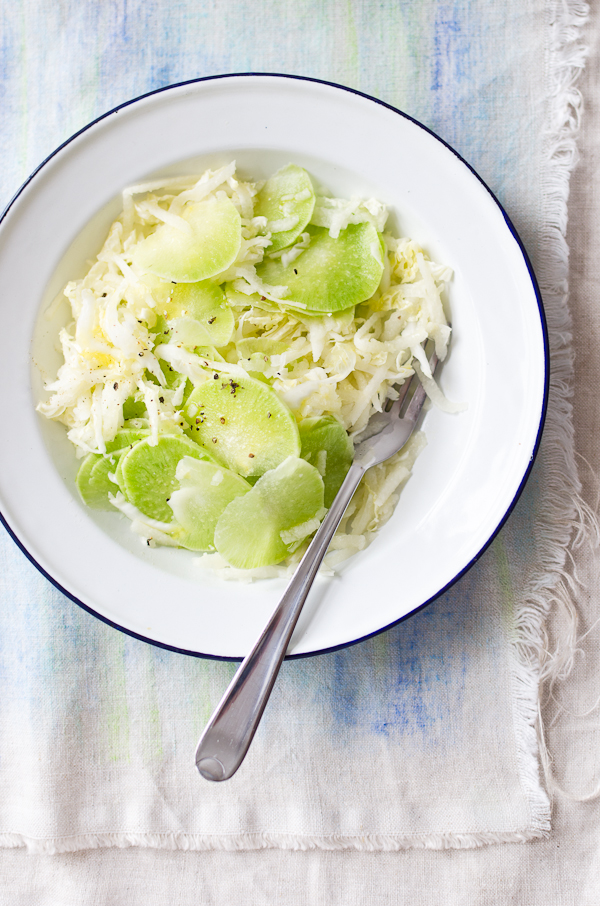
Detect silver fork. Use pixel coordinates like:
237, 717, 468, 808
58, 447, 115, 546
195, 351, 438, 782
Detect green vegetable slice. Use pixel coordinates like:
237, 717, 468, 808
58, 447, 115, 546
161, 281, 234, 348
256, 222, 384, 312
76, 428, 149, 510
299, 416, 354, 507
123, 396, 147, 420
184, 373, 300, 479
132, 198, 241, 283
168, 457, 251, 551
214, 457, 324, 568
106, 428, 150, 454
235, 338, 288, 359
223, 285, 280, 313
118, 434, 215, 521
75, 454, 100, 508
235, 338, 289, 376
254, 164, 315, 252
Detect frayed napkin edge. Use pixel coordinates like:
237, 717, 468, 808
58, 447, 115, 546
0, 828, 551, 855
506, 0, 593, 818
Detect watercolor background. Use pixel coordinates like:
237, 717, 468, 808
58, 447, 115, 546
0, 0, 558, 847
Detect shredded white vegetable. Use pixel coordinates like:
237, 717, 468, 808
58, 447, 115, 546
37, 162, 458, 575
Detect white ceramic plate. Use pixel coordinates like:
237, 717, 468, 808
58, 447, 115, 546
0, 75, 547, 660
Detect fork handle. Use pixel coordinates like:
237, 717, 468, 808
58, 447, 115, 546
195, 460, 366, 782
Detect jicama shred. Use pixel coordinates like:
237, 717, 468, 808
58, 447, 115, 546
37, 162, 456, 576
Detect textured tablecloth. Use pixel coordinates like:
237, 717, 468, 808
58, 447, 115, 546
1, 0, 599, 902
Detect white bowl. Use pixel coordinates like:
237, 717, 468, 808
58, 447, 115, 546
0, 75, 547, 659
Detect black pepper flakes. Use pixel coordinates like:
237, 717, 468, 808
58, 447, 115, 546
219, 417, 226, 424
212, 437, 218, 443
208, 317, 217, 324
294, 269, 298, 275
159, 396, 164, 404
113, 382, 118, 390
213, 373, 219, 380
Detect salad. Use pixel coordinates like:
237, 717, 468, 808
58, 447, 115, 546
37, 162, 455, 578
